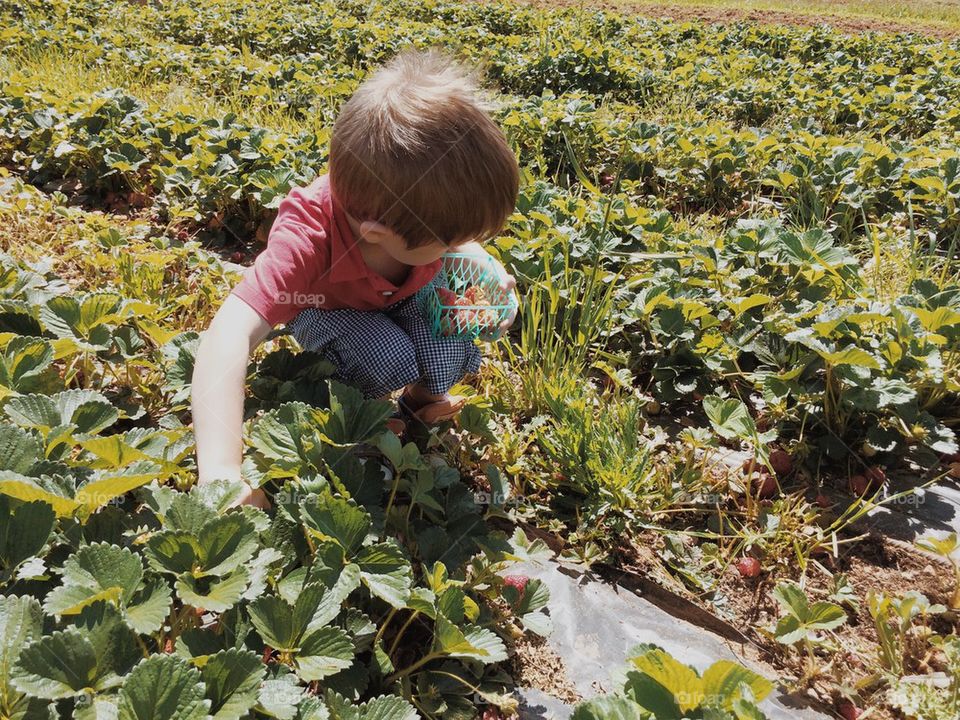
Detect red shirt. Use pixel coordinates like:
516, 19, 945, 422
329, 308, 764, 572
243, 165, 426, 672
231, 175, 442, 326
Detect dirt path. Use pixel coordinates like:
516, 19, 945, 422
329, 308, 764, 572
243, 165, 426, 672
489, 0, 960, 38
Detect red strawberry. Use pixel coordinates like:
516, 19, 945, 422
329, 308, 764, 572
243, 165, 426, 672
838, 700, 860, 720
757, 472, 778, 499
865, 466, 886, 487
848, 474, 871, 497
769, 449, 793, 477
503, 575, 528, 595
229, 251, 245, 263
437, 288, 458, 304
815, 493, 832, 508
481, 709, 504, 720
736, 557, 761, 578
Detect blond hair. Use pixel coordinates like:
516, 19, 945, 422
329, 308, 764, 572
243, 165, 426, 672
329, 49, 519, 248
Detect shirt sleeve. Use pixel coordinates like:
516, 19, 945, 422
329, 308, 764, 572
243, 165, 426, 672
231, 183, 328, 326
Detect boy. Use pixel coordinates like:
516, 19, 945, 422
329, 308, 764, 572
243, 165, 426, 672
191, 49, 520, 508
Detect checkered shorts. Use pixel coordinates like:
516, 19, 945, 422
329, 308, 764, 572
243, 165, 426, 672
287, 273, 482, 399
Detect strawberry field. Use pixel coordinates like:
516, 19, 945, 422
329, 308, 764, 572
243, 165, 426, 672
2, 0, 960, 718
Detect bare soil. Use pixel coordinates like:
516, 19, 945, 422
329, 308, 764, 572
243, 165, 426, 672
510, 634, 583, 704
475, 0, 960, 38
626, 531, 960, 717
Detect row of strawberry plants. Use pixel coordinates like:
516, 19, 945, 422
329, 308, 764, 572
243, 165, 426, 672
4, 79, 960, 248
495, 181, 960, 466
9, 0, 960, 139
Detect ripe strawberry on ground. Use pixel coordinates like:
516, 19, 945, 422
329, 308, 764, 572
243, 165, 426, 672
756, 472, 778, 499
769, 448, 793, 477
865, 466, 886, 487
838, 700, 861, 720
848, 474, 871, 497
736, 557, 761, 578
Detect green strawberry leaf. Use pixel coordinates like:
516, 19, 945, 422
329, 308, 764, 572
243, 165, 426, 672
300, 494, 371, 558
176, 568, 249, 612
200, 648, 265, 720
11, 629, 100, 698
117, 655, 210, 720
356, 542, 412, 609
295, 626, 354, 681
45, 543, 143, 615
0, 496, 54, 574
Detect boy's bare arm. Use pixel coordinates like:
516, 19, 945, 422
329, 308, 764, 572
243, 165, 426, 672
191, 294, 272, 489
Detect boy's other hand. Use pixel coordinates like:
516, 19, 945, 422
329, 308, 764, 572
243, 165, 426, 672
493, 268, 518, 338
230, 481, 271, 509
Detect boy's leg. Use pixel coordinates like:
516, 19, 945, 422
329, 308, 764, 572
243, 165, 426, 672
288, 308, 421, 400
387, 283, 482, 420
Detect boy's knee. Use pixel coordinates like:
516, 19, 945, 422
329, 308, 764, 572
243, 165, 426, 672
351, 335, 420, 396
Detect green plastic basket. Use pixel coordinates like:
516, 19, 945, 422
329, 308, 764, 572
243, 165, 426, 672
421, 253, 516, 340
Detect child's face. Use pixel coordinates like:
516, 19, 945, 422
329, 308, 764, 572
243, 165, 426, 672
375, 226, 469, 266
349, 214, 472, 266
375, 225, 466, 265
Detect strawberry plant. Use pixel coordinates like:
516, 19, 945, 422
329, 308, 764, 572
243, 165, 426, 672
572, 645, 774, 719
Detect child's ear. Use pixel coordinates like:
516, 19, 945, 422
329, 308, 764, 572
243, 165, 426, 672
358, 220, 395, 244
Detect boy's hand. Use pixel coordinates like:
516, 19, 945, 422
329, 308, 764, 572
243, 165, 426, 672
229, 480, 271, 510
489, 259, 518, 339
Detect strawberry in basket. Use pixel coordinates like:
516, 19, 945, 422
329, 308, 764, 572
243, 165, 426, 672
436, 285, 498, 336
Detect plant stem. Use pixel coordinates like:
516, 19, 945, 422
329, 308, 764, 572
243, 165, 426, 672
386, 651, 441, 684
388, 610, 420, 657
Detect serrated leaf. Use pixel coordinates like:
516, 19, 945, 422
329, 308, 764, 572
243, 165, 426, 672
296, 626, 354, 681
700, 661, 773, 709
572, 696, 646, 720
45, 543, 142, 615
144, 530, 201, 575
197, 514, 258, 577
630, 649, 704, 712
703, 396, 756, 441
358, 694, 418, 720
256, 670, 304, 719
0, 595, 44, 715
0, 425, 42, 473
117, 655, 210, 720
125, 577, 172, 635
0, 471, 80, 517
76, 462, 167, 515
356, 543, 412, 608
816, 347, 880, 369
434, 616, 507, 663
200, 649, 264, 720
317, 383, 393, 446
301, 494, 371, 558
11, 629, 100, 698
0, 496, 54, 572
176, 568, 249, 612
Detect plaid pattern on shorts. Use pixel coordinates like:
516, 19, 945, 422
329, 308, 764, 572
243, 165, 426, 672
287, 271, 482, 399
